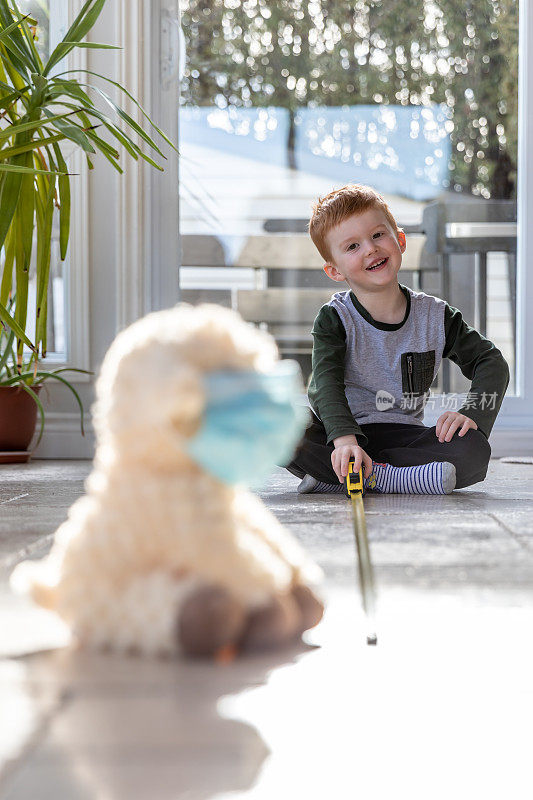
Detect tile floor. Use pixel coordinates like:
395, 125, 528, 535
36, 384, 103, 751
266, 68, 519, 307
1, 459, 533, 799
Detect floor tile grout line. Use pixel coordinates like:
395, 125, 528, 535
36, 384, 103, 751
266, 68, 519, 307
0, 687, 74, 793
484, 511, 533, 553
0, 493, 30, 506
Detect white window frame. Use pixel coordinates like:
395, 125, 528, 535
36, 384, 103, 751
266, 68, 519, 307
40, 0, 91, 381
504, 0, 533, 428
42, 0, 180, 378
116, 0, 180, 327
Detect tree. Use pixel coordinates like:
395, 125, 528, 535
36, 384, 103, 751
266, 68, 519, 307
180, 0, 518, 199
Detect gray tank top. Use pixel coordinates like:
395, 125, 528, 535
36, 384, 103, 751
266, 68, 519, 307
329, 287, 446, 427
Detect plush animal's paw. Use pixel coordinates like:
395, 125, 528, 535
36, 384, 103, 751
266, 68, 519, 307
239, 593, 301, 652
291, 584, 325, 634
177, 584, 247, 658
240, 586, 324, 653
176, 582, 325, 659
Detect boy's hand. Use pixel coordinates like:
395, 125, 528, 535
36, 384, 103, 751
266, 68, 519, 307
332, 435, 373, 484
436, 412, 478, 443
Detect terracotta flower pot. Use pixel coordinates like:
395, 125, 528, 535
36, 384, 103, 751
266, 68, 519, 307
0, 385, 42, 461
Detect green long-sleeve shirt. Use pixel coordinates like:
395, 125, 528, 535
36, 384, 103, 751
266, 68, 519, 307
308, 285, 510, 447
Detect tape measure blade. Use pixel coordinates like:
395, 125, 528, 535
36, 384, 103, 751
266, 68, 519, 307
351, 494, 377, 617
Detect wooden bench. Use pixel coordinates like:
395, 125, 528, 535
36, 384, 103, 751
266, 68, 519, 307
180, 231, 427, 377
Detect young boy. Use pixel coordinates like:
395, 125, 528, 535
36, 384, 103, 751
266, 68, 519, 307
286, 184, 510, 495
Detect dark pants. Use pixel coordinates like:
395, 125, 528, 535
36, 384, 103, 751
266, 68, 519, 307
286, 414, 491, 490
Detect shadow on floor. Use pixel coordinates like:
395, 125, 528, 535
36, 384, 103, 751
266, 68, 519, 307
3, 640, 319, 800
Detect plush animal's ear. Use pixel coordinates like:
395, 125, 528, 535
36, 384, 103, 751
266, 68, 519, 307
93, 357, 206, 442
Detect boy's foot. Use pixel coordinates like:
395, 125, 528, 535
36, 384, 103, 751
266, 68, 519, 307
297, 474, 346, 495
364, 461, 456, 495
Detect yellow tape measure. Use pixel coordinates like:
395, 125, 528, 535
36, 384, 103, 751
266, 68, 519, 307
345, 459, 377, 646
346, 460, 365, 495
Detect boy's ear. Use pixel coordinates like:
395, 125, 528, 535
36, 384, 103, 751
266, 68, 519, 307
397, 229, 406, 252
323, 263, 346, 282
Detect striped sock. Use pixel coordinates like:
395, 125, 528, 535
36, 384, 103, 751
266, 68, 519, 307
297, 474, 346, 495
364, 461, 456, 495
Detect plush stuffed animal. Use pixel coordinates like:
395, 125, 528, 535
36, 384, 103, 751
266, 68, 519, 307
11, 304, 324, 658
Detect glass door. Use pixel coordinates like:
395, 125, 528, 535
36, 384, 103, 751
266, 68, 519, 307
177, 0, 519, 401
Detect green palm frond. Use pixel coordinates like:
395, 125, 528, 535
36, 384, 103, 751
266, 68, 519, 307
0, 0, 176, 370
0, 0, 176, 448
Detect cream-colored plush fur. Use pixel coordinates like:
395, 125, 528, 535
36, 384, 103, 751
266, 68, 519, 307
11, 304, 323, 655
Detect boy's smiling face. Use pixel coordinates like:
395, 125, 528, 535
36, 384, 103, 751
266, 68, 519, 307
323, 207, 406, 293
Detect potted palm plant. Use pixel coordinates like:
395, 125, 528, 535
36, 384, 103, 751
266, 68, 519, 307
0, 0, 177, 462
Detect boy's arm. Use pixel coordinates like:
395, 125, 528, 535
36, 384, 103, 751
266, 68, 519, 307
443, 303, 510, 437
307, 305, 368, 447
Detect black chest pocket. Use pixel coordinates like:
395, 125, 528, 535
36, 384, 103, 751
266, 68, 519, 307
401, 350, 436, 396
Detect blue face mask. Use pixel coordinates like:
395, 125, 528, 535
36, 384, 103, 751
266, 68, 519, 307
185, 360, 309, 488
